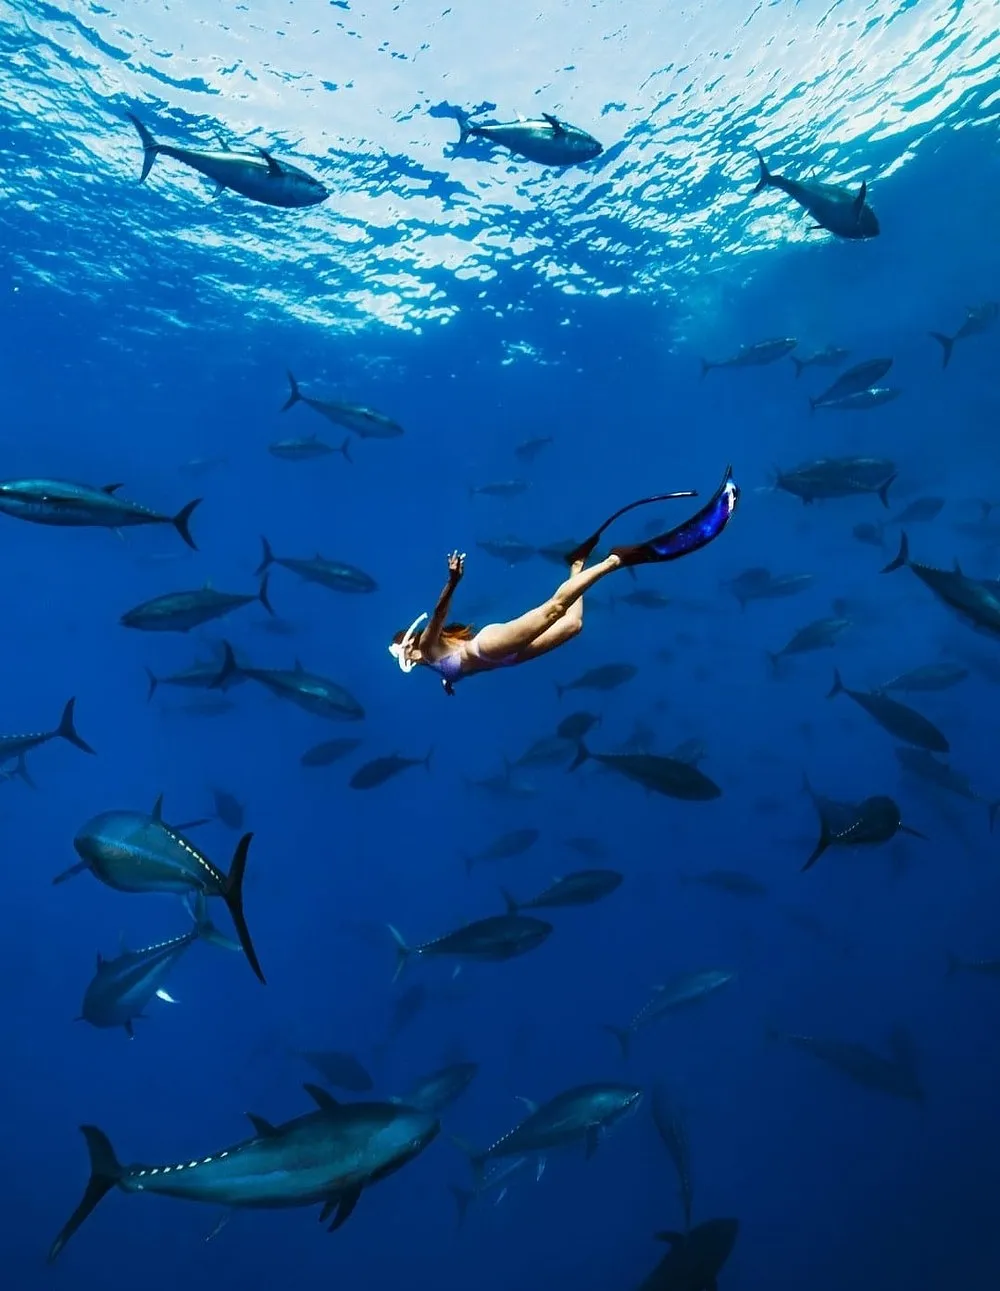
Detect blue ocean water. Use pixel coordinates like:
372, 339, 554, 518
2, 0, 1000, 1287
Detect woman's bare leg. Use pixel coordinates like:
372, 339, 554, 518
473, 556, 614, 659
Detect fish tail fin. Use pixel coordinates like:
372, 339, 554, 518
57, 698, 96, 755
568, 741, 590, 772
603, 1024, 631, 1059
945, 950, 962, 978
449, 1184, 474, 1230
752, 150, 771, 194
144, 667, 159, 702
500, 887, 519, 914
877, 474, 897, 509
929, 332, 954, 369
387, 924, 411, 983
337, 436, 354, 464
172, 498, 201, 550
255, 535, 275, 576
455, 110, 475, 146
48, 1125, 123, 1263
13, 753, 36, 789
826, 669, 844, 700
281, 370, 301, 412
210, 640, 241, 690
881, 530, 910, 573
127, 113, 160, 183
801, 820, 831, 871
791, 356, 804, 378
258, 572, 275, 616
221, 833, 266, 984
698, 357, 712, 379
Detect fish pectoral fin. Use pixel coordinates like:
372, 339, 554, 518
535, 1156, 547, 1181
585, 1125, 601, 1160
246, 1113, 280, 1137
541, 113, 566, 136
901, 824, 928, 840
318, 1199, 336, 1224
257, 148, 283, 177
326, 1186, 363, 1232
303, 1082, 340, 1111
211, 183, 224, 200
514, 1095, 538, 1114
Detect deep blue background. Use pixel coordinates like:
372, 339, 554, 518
2, 10, 1000, 1288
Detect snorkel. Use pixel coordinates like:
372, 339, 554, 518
388, 612, 428, 673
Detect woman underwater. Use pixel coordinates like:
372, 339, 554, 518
389, 466, 739, 695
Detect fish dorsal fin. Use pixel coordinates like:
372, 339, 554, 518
258, 147, 283, 177
514, 1095, 538, 1114
247, 1113, 280, 1137
954, 559, 963, 575
854, 180, 867, 212
95, 952, 104, 968
151, 793, 164, 821
304, 1083, 340, 1111
542, 113, 565, 136
102, 482, 124, 494
655, 1230, 684, 1245
294, 658, 305, 673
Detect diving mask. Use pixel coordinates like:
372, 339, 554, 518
388, 612, 428, 673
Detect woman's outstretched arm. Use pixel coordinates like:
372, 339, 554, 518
421, 551, 465, 653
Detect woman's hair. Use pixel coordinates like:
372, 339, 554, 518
391, 621, 475, 648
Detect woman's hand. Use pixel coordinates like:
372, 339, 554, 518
447, 550, 466, 582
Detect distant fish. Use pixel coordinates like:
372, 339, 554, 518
556, 663, 637, 697
775, 457, 896, 506
121, 578, 274, 633
563, 835, 609, 860
502, 869, 623, 912
349, 750, 432, 790
256, 537, 377, 594
571, 743, 722, 801
752, 152, 879, 239
808, 358, 893, 409
463, 827, 540, 875
767, 616, 850, 673
790, 346, 851, 377
455, 111, 602, 166
514, 436, 553, 463
651, 1083, 694, 1233
827, 669, 949, 752
211, 787, 244, 830
468, 480, 530, 499
299, 1049, 374, 1092
946, 951, 1000, 979
605, 970, 736, 1057
178, 455, 227, 478
300, 738, 363, 768
766, 1026, 923, 1100
477, 536, 537, 565
679, 869, 768, 898
268, 433, 351, 462
146, 650, 247, 701
894, 747, 996, 827
929, 302, 998, 368
852, 522, 885, 549
556, 711, 601, 741
126, 113, 328, 208
0, 479, 200, 549
886, 496, 944, 526
700, 337, 797, 377
394, 1061, 479, 1116
282, 371, 403, 439
612, 588, 672, 610
724, 567, 814, 610
879, 662, 968, 694
513, 735, 576, 768
387, 914, 552, 980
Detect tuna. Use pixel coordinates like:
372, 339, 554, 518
467, 1083, 642, 1169
299, 1050, 374, 1093
767, 616, 851, 673
752, 152, 878, 238
882, 532, 1000, 637
456, 111, 603, 166
282, 371, 403, 438
212, 643, 364, 721
766, 1026, 923, 1100
556, 663, 638, 697
256, 537, 377, 594
502, 869, 623, 912
700, 337, 797, 376
790, 346, 851, 377
808, 358, 893, 409
774, 457, 896, 506
120, 578, 274, 633
635, 1219, 740, 1291
387, 914, 551, 980
463, 827, 540, 874
127, 113, 328, 208
0, 479, 200, 548
48, 1088, 438, 1261
605, 971, 736, 1057
394, 1062, 480, 1115
570, 744, 722, 801
929, 302, 998, 368
349, 751, 432, 790
827, 669, 949, 752
0, 698, 95, 762
802, 791, 925, 871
